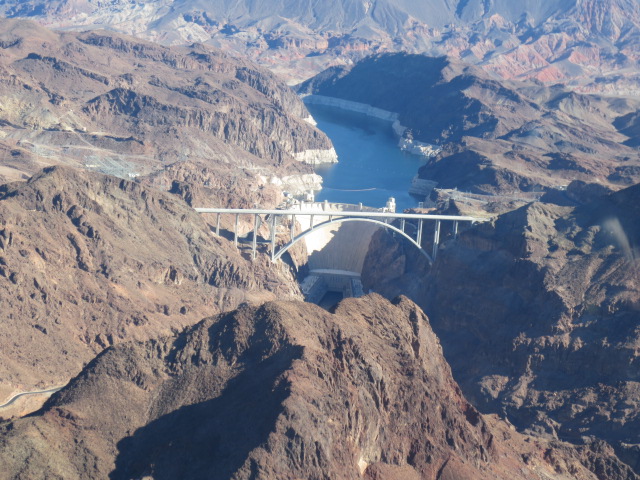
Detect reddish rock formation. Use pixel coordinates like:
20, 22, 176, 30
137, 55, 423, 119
2, 0, 640, 91
0, 294, 627, 479
0, 166, 300, 409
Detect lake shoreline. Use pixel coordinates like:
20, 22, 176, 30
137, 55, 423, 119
302, 94, 441, 158
304, 102, 430, 212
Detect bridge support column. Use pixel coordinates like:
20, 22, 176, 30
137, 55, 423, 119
252, 214, 258, 259
290, 214, 295, 242
270, 214, 276, 261
417, 219, 423, 246
216, 213, 221, 236
432, 220, 441, 260
400, 218, 405, 233
234, 213, 239, 247
453, 221, 459, 239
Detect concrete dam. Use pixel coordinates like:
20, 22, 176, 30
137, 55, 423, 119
288, 199, 394, 307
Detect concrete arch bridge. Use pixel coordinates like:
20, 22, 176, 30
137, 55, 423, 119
194, 206, 484, 264
195, 205, 485, 304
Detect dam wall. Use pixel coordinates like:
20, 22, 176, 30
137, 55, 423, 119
290, 201, 381, 304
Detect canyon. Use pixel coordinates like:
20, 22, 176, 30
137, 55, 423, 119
0, 8, 638, 480
297, 53, 640, 210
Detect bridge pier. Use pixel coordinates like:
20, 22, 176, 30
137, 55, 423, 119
270, 214, 276, 261
432, 220, 441, 260
234, 213, 239, 247
252, 214, 258, 259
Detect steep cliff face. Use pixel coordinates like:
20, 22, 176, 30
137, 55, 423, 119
0, 166, 301, 407
298, 53, 640, 197
297, 55, 539, 144
0, 19, 335, 188
0, 295, 626, 479
139, 160, 284, 210
421, 184, 640, 474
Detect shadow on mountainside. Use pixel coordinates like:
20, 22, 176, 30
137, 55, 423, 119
110, 346, 300, 480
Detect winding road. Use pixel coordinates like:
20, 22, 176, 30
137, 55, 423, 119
0, 387, 63, 409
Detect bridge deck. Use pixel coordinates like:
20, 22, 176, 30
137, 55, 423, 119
194, 207, 484, 223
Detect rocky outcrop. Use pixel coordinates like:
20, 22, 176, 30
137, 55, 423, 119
0, 294, 625, 479
139, 161, 285, 210
398, 137, 441, 157
361, 228, 432, 302
0, 166, 301, 411
266, 173, 324, 196
421, 184, 640, 474
293, 147, 338, 164
0, 19, 332, 188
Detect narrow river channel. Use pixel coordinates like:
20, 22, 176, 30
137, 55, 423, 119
306, 103, 427, 212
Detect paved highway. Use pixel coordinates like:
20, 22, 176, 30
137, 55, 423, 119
0, 387, 63, 409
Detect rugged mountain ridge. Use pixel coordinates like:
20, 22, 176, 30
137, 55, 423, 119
0, 165, 300, 410
423, 185, 640, 459
361, 182, 640, 475
298, 53, 640, 198
1, 0, 639, 90
0, 294, 629, 479
0, 18, 333, 195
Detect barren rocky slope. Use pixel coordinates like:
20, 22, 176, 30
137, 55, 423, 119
0, 165, 301, 411
362, 183, 640, 475
1, 0, 639, 91
1, 294, 632, 479
0, 18, 333, 195
424, 184, 640, 470
298, 53, 640, 198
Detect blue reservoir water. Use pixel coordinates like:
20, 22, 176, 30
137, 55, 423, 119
307, 103, 426, 212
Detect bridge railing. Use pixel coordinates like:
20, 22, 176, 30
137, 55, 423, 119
194, 207, 486, 262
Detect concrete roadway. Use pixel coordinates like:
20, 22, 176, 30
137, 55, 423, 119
0, 387, 63, 409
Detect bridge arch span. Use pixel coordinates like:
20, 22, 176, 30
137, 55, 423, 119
273, 217, 433, 264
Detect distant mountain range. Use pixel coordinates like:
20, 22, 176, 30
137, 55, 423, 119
1, 0, 639, 89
